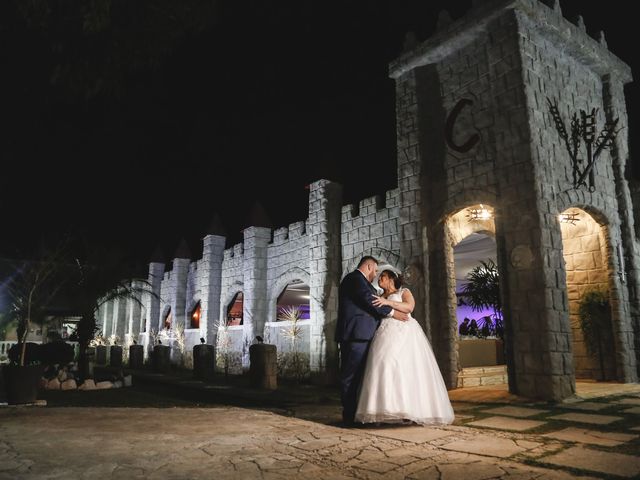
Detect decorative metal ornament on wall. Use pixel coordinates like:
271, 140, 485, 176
402, 263, 422, 286
445, 94, 481, 158
546, 98, 620, 192
510, 245, 534, 269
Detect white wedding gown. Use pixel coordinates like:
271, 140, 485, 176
355, 289, 455, 425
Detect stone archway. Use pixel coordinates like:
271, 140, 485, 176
559, 207, 616, 380
444, 204, 508, 387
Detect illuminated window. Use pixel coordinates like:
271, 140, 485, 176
190, 302, 201, 329
163, 308, 172, 330
226, 293, 243, 326
276, 281, 310, 321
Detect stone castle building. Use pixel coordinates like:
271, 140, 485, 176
97, 0, 639, 401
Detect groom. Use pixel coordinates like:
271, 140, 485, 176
336, 256, 408, 425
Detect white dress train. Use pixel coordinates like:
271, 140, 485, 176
355, 289, 455, 425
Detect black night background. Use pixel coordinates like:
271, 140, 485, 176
0, 0, 636, 273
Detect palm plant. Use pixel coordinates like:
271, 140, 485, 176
1, 242, 69, 366
461, 259, 503, 339
69, 247, 156, 380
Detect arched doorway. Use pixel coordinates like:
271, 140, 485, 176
447, 204, 508, 387
559, 207, 616, 380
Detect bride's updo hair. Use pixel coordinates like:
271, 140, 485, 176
381, 269, 403, 289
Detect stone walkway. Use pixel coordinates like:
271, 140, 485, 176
2, 382, 640, 479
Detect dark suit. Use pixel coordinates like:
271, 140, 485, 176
336, 270, 392, 423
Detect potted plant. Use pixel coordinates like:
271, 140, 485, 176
4, 343, 43, 404
1, 243, 67, 404
578, 288, 614, 380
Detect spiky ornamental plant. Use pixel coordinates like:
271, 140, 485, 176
214, 319, 232, 379
461, 260, 503, 339
278, 305, 306, 381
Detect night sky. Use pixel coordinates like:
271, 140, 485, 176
0, 1, 636, 273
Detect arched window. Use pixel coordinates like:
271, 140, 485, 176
190, 302, 201, 329
163, 308, 172, 330
276, 281, 310, 321
226, 292, 243, 326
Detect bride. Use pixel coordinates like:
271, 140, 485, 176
354, 269, 455, 425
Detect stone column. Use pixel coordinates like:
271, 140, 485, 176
144, 262, 165, 355
201, 235, 226, 346
128, 280, 143, 339
171, 256, 190, 363
114, 297, 127, 341
603, 75, 640, 381
242, 226, 271, 369
394, 65, 443, 382
102, 300, 113, 338
308, 179, 343, 380
96, 302, 108, 337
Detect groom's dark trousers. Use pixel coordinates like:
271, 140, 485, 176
339, 340, 370, 424
336, 270, 392, 424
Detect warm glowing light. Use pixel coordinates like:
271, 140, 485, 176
466, 204, 493, 222
558, 212, 580, 225
191, 302, 201, 329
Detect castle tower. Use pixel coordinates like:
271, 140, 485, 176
241, 204, 272, 369
390, 0, 638, 400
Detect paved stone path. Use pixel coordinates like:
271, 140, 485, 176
1, 381, 640, 479
0, 407, 597, 480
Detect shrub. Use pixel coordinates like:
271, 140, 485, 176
8, 342, 41, 365
578, 288, 613, 380
40, 341, 75, 367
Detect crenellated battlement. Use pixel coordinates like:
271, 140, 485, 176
222, 243, 243, 261
272, 226, 289, 245
341, 188, 400, 221
390, 0, 632, 82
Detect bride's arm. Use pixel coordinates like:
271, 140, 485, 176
372, 289, 415, 314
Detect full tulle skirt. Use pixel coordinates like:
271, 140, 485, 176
355, 316, 455, 425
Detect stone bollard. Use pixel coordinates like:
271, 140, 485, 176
153, 345, 171, 374
249, 344, 277, 390
95, 345, 107, 365
81, 347, 95, 379
110, 346, 123, 368
129, 345, 144, 369
193, 344, 215, 381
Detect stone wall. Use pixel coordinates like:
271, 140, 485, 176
340, 189, 401, 274
96, 0, 638, 401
